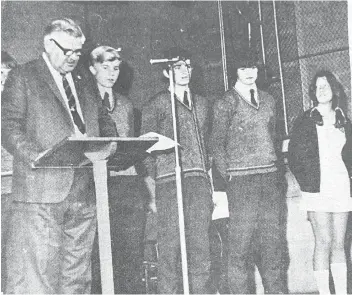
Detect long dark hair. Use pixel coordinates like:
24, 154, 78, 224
309, 70, 348, 128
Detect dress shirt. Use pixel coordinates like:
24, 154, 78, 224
171, 87, 192, 108
97, 84, 114, 110
234, 81, 258, 106
42, 53, 85, 136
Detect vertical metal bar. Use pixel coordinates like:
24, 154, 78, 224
273, 0, 289, 135
168, 67, 190, 295
218, 0, 229, 91
348, 1, 352, 115
258, 0, 266, 66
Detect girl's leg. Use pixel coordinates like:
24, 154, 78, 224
308, 211, 332, 294
331, 212, 349, 295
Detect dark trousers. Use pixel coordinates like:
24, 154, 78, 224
156, 176, 212, 294
209, 217, 230, 294
1, 192, 12, 293
91, 175, 148, 294
5, 184, 96, 294
226, 171, 288, 294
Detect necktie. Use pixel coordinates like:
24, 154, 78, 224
103, 92, 111, 110
183, 91, 190, 108
62, 75, 86, 134
250, 89, 257, 107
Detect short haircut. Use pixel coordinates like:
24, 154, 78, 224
233, 51, 260, 71
90, 46, 122, 66
162, 47, 191, 70
163, 47, 191, 61
1, 51, 17, 69
44, 18, 85, 43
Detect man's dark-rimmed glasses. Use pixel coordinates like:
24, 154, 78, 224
50, 39, 82, 57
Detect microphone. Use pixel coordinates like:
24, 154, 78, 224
150, 57, 179, 65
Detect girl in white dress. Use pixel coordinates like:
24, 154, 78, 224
288, 70, 351, 295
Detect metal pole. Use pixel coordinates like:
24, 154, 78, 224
218, 0, 229, 91
258, 0, 266, 66
273, 0, 289, 135
348, 0, 352, 116
168, 66, 190, 295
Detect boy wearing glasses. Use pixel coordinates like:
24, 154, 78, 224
141, 47, 212, 294
1, 18, 117, 294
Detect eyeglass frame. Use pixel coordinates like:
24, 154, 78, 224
50, 38, 82, 57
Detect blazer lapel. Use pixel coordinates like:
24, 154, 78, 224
36, 57, 76, 132
36, 57, 68, 111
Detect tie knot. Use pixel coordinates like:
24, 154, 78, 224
103, 92, 111, 110
250, 89, 255, 95
183, 91, 190, 108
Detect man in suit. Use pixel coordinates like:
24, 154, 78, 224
88, 45, 155, 293
1, 18, 117, 294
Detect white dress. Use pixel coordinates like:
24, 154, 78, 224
300, 117, 352, 212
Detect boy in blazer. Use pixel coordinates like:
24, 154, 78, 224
89, 45, 154, 293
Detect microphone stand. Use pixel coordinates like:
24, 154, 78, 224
167, 64, 190, 295
150, 57, 190, 294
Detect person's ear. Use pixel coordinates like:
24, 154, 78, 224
163, 69, 169, 79
43, 36, 54, 54
89, 65, 97, 76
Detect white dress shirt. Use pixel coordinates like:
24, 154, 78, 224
171, 87, 192, 109
234, 81, 258, 106
42, 52, 85, 136
97, 84, 114, 110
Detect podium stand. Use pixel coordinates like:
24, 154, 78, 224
34, 136, 158, 294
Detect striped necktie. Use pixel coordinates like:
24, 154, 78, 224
62, 74, 86, 134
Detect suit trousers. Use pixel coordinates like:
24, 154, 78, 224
5, 171, 96, 294
156, 176, 212, 294
226, 171, 287, 294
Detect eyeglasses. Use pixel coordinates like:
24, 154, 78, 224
50, 39, 82, 57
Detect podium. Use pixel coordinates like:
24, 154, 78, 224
34, 136, 158, 294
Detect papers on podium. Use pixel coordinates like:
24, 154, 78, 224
33, 136, 158, 169
140, 132, 179, 153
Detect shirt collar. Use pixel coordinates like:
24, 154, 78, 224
169, 86, 191, 105
97, 83, 113, 100
42, 52, 72, 81
234, 81, 257, 98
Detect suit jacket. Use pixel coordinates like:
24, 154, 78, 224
1, 57, 117, 203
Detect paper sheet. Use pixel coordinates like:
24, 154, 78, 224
140, 132, 179, 153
